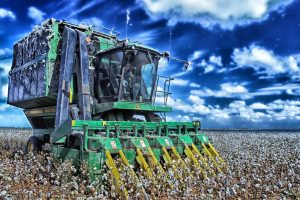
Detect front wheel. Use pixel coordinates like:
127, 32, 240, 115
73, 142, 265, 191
25, 136, 41, 154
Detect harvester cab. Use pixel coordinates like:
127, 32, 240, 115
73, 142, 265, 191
7, 19, 225, 198
93, 42, 166, 121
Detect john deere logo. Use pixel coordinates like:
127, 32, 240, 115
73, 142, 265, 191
140, 140, 146, 147
136, 104, 140, 109
165, 139, 170, 146
111, 141, 117, 149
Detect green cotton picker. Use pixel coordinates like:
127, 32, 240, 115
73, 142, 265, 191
7, 19, 225, 198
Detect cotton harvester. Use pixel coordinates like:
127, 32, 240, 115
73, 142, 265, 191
7, 19, 225, 198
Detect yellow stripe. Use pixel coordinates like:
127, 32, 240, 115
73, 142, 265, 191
136, 148, 153, 178
148, 147, 165, 174
207, 143, 225, 164
171, 146, 187, 168
105, 150, 129, 199
191, 144, 215, 176
184, 144, 206, 179
162, 147, 172, 164
202, 144, 223, 174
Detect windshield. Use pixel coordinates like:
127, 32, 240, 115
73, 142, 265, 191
95, 51, 123, 101
95, 49, 158, 103
120, 51, 157, 102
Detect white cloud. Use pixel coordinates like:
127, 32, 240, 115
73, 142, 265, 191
196, 55, 224, 74
156, 94, 210, 115
69, 17, 103, 29
171, 78, 189, 86
229, 100, 246, 108
210, 108, 230, 120
0, 8, 16, 20
167, 114, 192, 122
188, 95, 205, 105
209, 55, 222, 66
28, 6, 46, 24
288, 56, 299, 72
172, 50, 204, 77
139, 0, 294, 29
0, 59, 12, 75
158, 58, 168, 70
221, 83, 248, 94
67, 1, 102, 19
190, 82, 300, 100
191, 82, 248, 98
250, 102, 268, 109
1, 84, 8, 98
158, 88, 300, 125
0, 48, 12, 58
189, 82, 201, 88
232, 45, 300, 78
189, 51, 203, 61
0, 103, 9, 111
204, 64, 215, 74
250, 83, 300, 97
130, 29, 160, 45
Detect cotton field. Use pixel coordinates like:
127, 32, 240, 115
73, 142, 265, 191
0, 129, 299, 199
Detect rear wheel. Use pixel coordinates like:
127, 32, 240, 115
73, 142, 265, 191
25, 136, 41, 153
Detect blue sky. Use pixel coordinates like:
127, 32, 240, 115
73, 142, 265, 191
0, 0, 300, 128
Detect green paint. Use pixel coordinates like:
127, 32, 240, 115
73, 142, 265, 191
94, 102, 172, 113
195, 133, 210, 144
46, 21, 60, 96
37, 19, 216, 184
98, 138, 122, 153
71, 120, 196, 130
123, 149, 136, 164
129, 137, 150, 149
99, 37, 114, 50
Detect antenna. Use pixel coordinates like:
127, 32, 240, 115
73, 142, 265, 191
126, 9, 130, 41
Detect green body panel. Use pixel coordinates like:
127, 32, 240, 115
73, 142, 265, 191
123, 149, 136, 164
128, 137, 150, 149
50, 118, 212, 181
51, 145, 80, 167
98, 137, 122, 153
71, 120, 198, 130
195, 133, 210, 144
94, 102, 172, 113
45, 21, 60, 96
152, 148, 161, 162
147, 136, 174, 148
99, 37, 115, 50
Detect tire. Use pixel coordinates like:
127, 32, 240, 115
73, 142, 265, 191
25, 136, 41, 154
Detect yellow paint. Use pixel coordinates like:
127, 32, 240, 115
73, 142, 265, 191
69, 88, 73, 103
191, 144, 215, 176
184, 144, 206, 179
191, 144, 209, 168
148, 147, 165, 174
202, 143, 223, 174
171, 146, 187, 168
208, 143, 225, 164
118, 150, 147, 196
105, 150, 129, 199
136, 148, 153, 178
162, 147, 172, 164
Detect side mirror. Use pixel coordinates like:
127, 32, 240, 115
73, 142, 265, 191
184, 62, 190, 71
161, 51, 170, 60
